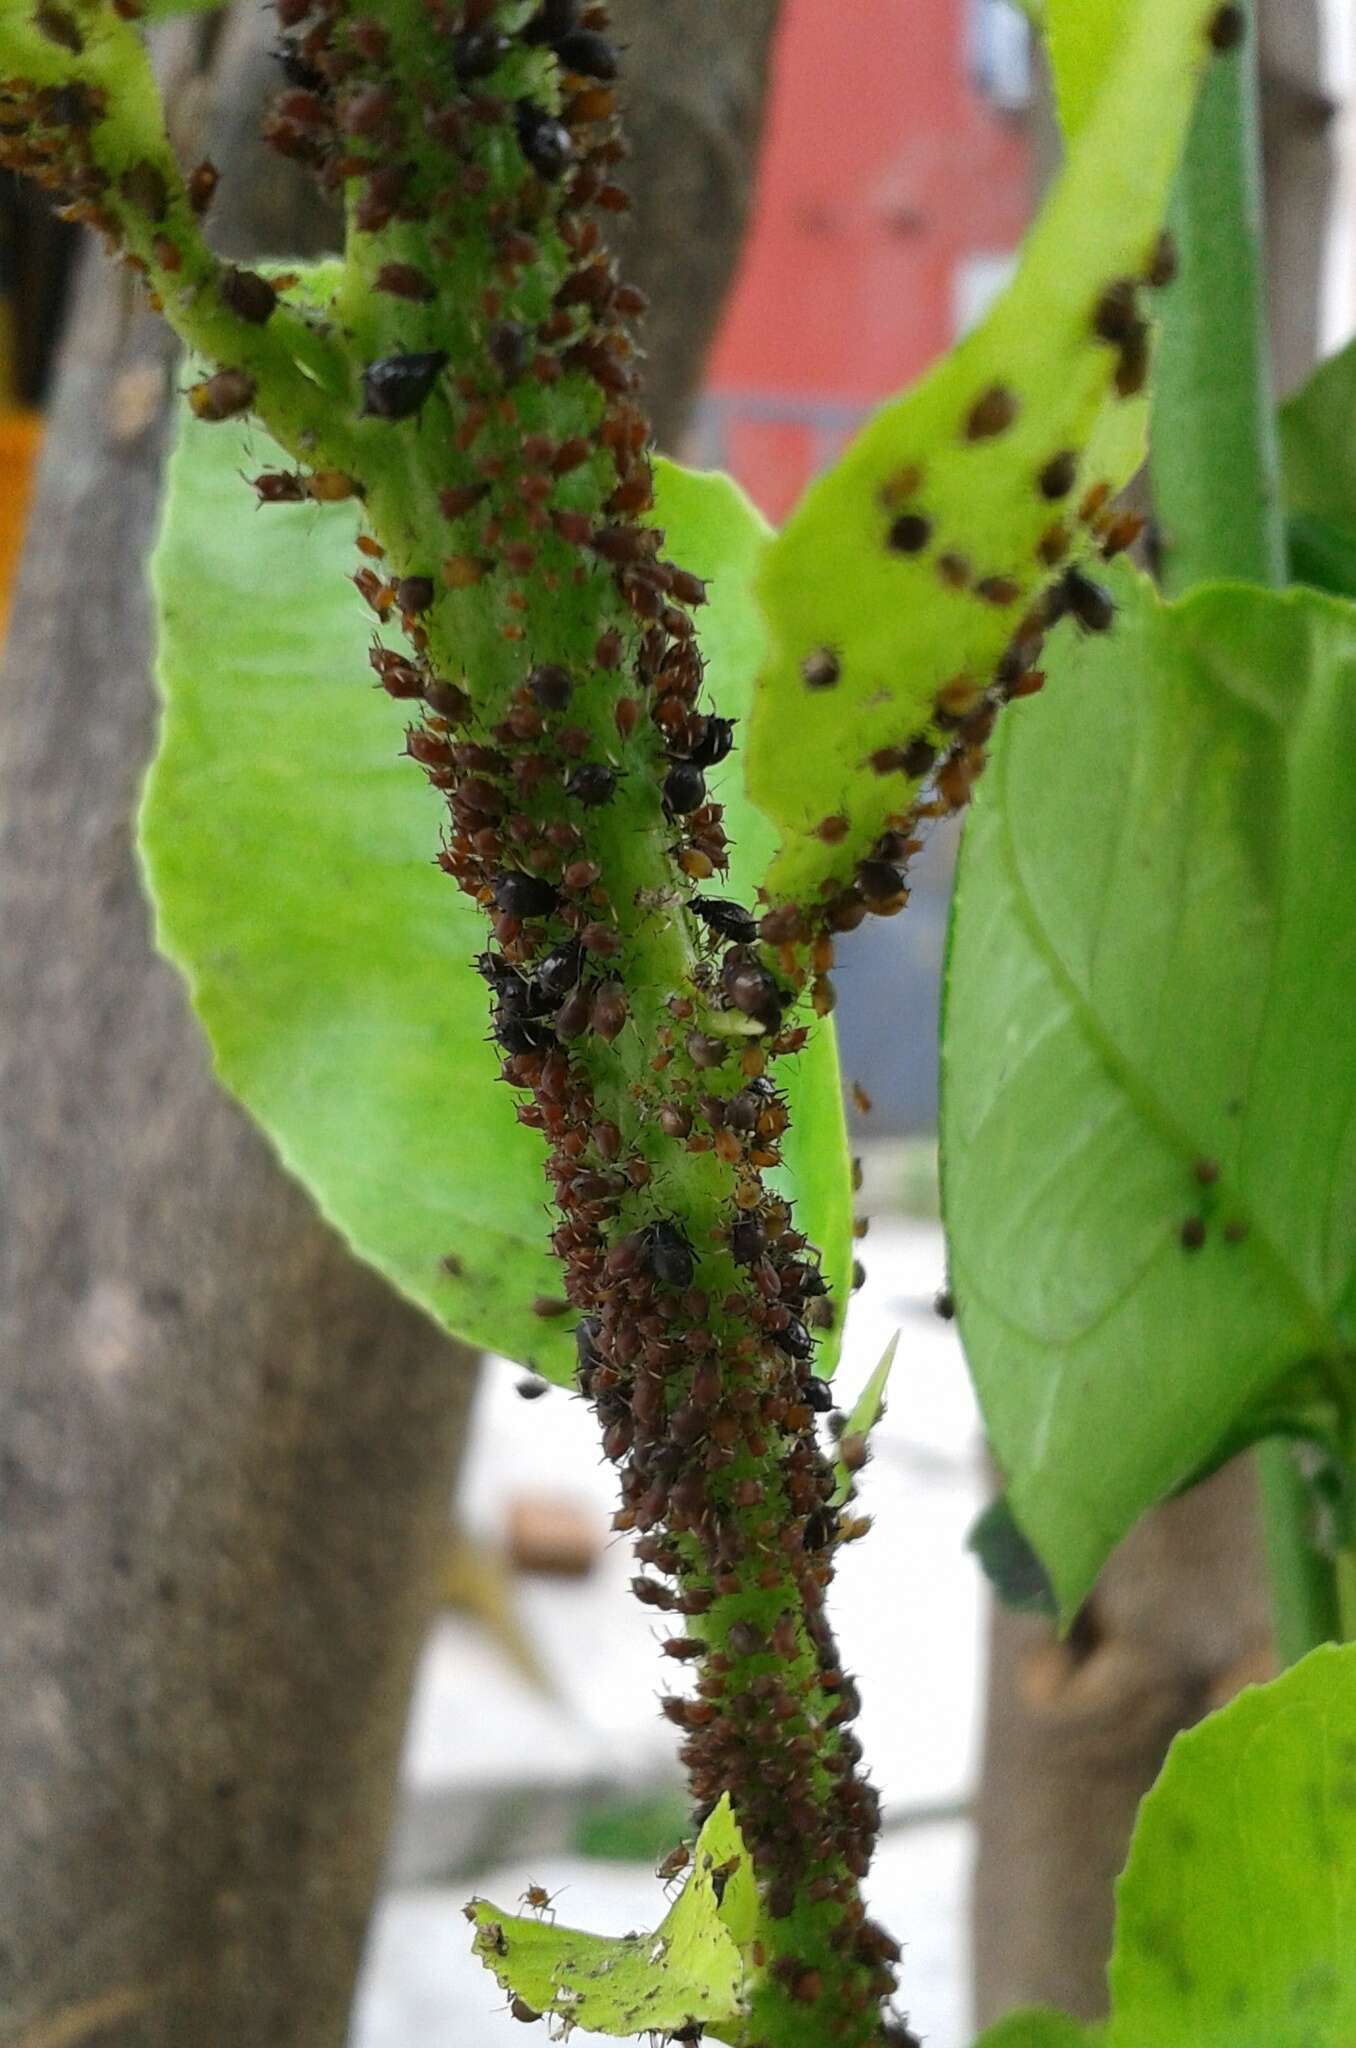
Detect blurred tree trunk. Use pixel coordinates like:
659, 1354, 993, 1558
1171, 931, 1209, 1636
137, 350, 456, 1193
972, 1, 1338, 2025
0, 8, 780, 2047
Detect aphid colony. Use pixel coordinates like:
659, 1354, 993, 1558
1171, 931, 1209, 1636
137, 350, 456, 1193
221, 2, 901, 2037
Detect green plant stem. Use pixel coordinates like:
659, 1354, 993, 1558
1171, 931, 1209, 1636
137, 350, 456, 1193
1150, 0, 1341, 1662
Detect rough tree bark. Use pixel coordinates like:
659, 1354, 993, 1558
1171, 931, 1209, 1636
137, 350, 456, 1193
971, 0, 1337, 2023
0, 8, 782, 2046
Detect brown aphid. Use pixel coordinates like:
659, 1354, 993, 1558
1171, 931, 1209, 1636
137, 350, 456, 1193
852, 1081, 873, 1116
1115, 326, 1150, 398
964, 383, 1019, 440
1180, 1216, 1207, 1252
657, 1841, 691, 1882
1194, 1157, 1221, 1186
252, 470, 306, 504
187, 160, 220, 216
1100, 510, 1145, 559
816, 815, 849, 845
509, 1999, 540, 2024
1145, 228, 1179, 289
801, 647, 840, 690
520, 1883, 560, 1919
936, 550, 971, 589
442, 554, 486, 589
975, 574, 1020, 607
188, 368, 256, 422
1092, 277, 1140, 346
1037, 521, 1071, 566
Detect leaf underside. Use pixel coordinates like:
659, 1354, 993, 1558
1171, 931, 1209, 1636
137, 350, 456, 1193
941, 566, 1356, 1620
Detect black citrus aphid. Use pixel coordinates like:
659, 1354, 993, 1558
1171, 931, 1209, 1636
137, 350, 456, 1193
524, 0, 579, 41
1059, 566, 1116, 634
887, 511, 931, 554
396, 576, 435, 614
691, 897, 758, 943
772, 1316, 814, 1361
516, 1376, 549, 1402
515, 100, 574, 180
536, 939, 584, 999
555, 27, 619, 78
564, 762, 619, 807
1180, 1216, 1207, 1251
494, 1013, 557, 1055
643, 1221, 695, 1290
663, 762, 707, 814
803, 1375, 834, 1413
1038, 450, 1078, 500
1209, 3, 1245, 50
452, 25, 511, 78
491, 870, 559, 919
360, 351, 448, 421
679, 716, 735, 770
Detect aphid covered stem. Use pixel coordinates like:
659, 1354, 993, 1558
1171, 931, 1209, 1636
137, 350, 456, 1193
0, 3, 908, 2040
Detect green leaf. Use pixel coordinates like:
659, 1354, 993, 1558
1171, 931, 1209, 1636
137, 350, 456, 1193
972, 2014, 1092, 2048
1279, 331, 1356, 531
1278, 336, 1356, 599
141, 407, 851, 1384
941, 566, 1356, 1620
971, 1648, 1356, 2048
745, 0, 1217, 914
1107, 1643, 1356, 2046
830, 1333, 897, 1507
468, 1797, 752, 2038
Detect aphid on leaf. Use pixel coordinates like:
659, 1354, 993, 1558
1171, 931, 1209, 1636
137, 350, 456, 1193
887, 511, 931, 554
361, 351, 448, 421
252, 470, 306, 503
800, 647, 840, 690
1058, 566, 1116, 634
657, 1841, 691, 1882
189, 369, 256, 422
965, 384, 1018, 440
1037, 450, 1078, 500
516, 1376, 549, 1401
